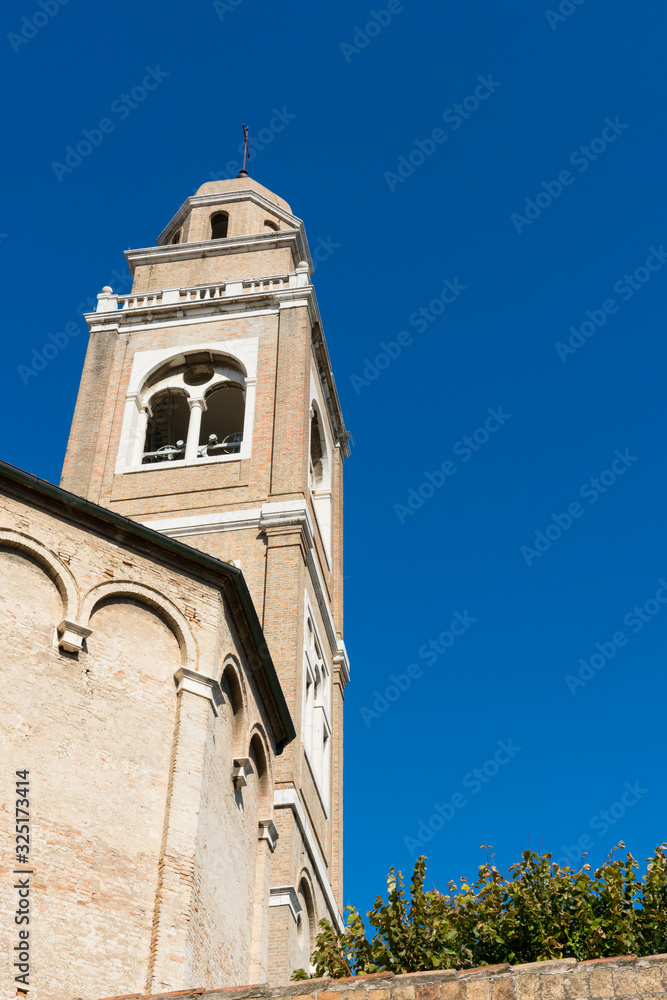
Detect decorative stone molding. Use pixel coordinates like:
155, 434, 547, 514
114, 337, 258, 473
232, 756, 255, 788
274, 788, 344, 933
269, 886, 302, 922
144, 507, 263, 537
260, 499, 315, 551
57, 620, 93, 654
174, 667, 225, 717
258, 819, 279, 852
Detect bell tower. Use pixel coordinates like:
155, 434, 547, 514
61, 173, 350, 980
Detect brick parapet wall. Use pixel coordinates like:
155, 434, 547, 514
96, 954, 667, 1000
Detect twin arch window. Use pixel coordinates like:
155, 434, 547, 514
142, 361, 246, 465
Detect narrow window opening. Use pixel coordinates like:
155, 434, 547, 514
171, 230, 181, 244
263, 219, 279, 232
211, 212, 229, 240
309, 412, 325, 488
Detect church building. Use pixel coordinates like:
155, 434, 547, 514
0, 173, 350, 999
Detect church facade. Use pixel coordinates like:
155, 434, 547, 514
0, 175, 350, 999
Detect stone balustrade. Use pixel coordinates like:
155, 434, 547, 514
95, 266, 309, 313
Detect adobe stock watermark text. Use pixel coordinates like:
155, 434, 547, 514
384, 75, 501, 192
520, 449, 638, 567
404, 739, 521, 855
511, 117, 628, 234
394, 407, 511, 523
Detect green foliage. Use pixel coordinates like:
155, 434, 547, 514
291, 844, 667, 980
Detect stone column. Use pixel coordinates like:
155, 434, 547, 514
185, 398, 206, 462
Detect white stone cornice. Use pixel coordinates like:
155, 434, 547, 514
269, 885, 302, 922
174, 667, 225, 716
143, 507, 263, 536
127, 229, 310, 273
273, 789, 344, 933
260, 499, 315, 550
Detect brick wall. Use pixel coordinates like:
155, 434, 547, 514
0, 476, 291, 1000
97, 955, 667, 1000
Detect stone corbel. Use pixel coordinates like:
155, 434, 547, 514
259, 819, 279, 851
174, 667, 225, 716
232, 756, 255, 788
333, 639, 351, 686
269, 886, 302, 922
57, 620, 93, 654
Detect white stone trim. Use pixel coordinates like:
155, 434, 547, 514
174, 667, 225, 716
259, 819, 279, 852
143, 507, 263, 537
269, 885, 302, 923
334, 640, 351, 685
84, 278, 347, 458
115, 338, 258, 473
273, 789, 344, 933
91, 307, 280, 338
259, 499, 314, 550
232, 756, 255, 787
57, 620, 93, 653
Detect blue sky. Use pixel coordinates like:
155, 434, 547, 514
2, 0, 666, 921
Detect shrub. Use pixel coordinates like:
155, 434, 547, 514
292, 844, 667, 979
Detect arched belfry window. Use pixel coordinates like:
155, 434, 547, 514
210, 212, 229, 240
142, 389, 189, 463
138, 353, 248, 466
309, 410, 325, 488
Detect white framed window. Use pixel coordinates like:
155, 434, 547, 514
303, 601, 331, 810
115, 339, 258, 474
308, 400, 333, 559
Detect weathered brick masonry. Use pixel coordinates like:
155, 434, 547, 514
96, 954, 667, 1000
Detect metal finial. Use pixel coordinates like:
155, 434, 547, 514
238, 123, 250, 177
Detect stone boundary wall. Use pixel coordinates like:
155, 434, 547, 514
97, 953, 667, 1000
